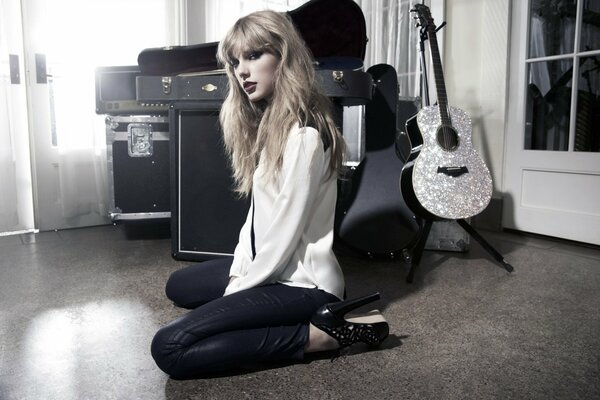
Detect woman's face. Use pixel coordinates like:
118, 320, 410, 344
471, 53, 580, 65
231, 50, 279, 103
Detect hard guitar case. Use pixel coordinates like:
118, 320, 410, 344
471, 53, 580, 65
137, 0, 367, 76
335, 64, 420, 257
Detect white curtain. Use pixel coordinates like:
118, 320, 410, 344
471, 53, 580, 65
355, 0, 427, 97
203, 0, 307, 42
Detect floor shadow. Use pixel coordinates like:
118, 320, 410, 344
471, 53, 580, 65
337, 250, 451, 311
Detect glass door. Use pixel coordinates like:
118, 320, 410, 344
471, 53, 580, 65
504, 0, 600, 245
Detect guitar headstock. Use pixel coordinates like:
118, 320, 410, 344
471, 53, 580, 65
411, 4, 436, 32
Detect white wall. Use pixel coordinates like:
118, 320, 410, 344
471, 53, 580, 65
444, 0, 511, 203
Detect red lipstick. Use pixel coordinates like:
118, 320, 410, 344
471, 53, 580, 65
243, 81, 257, 93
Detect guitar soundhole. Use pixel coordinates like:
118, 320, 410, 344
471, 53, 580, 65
436, 125, 459, 151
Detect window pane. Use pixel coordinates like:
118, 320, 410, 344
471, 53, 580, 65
529, 0, 577, 58
574, 55, 600, 152
580, 1, 600, 52
525, 60, 573, 151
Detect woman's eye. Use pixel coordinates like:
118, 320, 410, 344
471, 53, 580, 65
248, 51, 263, 60
230, 59, 239, 68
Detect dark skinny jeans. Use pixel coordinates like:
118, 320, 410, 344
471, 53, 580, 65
151, 257, 340, 379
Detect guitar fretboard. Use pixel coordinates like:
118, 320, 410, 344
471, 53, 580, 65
426, 24, 451, 127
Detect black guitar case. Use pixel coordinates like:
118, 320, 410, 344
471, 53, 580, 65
137, 0, 367, 76
335, 64, 420, 257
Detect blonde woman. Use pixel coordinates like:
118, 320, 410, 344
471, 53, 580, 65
151, 10, 388, 379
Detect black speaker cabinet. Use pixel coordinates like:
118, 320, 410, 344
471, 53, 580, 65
170, 102, 250, 261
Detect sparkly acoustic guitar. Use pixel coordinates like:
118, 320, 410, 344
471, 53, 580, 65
401, 4, 492, 220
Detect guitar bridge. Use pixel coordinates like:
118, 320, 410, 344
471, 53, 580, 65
437, 166, 469, 177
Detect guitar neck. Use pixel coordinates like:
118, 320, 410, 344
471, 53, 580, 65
427, 26, 451, 125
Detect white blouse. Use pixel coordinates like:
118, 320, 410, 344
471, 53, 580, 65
223, 124, 345, 300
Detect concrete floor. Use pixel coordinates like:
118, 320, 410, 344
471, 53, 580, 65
0, 224, 599, 399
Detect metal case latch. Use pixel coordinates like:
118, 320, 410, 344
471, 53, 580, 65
332, 70, 344, 83
127, 123, 153, 157
161, 76, 172, 94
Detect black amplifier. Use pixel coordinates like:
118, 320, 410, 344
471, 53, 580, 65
95, 65, 168, 115
170, 101, 250, 261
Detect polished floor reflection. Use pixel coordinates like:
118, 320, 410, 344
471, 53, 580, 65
17, 300, 162, 399
0, 226, 174, 399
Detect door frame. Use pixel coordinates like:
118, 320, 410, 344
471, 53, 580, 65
0, 0, 35, 234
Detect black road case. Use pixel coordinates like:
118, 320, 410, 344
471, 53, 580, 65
105, 115, 170, 221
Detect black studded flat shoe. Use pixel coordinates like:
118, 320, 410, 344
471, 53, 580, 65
310, 292, 389, 348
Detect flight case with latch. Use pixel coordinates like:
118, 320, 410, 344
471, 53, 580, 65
105, 115, 170, 222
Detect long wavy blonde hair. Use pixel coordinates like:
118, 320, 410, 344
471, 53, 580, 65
217, 10, 345, 197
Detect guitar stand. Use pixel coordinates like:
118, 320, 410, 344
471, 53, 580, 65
405, 218, 514, 283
